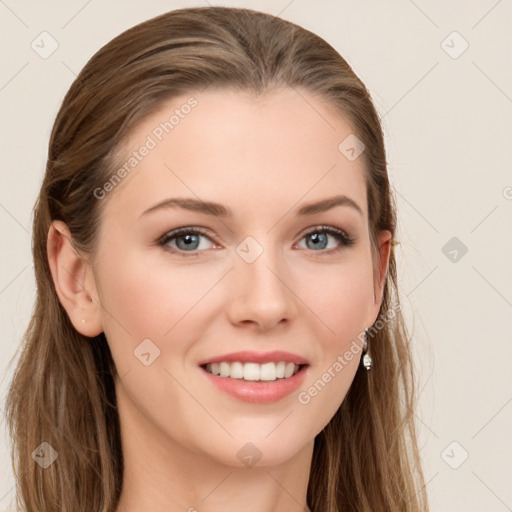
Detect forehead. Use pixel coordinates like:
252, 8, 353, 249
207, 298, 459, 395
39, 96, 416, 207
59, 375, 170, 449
101, 87, 368, 223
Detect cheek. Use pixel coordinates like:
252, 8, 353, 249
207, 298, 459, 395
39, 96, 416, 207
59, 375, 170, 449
297, 255, 374, 335
295, 257, 372, 409
96, 252, 213, 340
93, 255, 215, 398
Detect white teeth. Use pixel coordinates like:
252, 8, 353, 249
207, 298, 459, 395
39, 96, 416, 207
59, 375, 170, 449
219, 362, 230, 377
204, 361, 301, 381
230, 361, 244, 379
260, 362, 277, 381
243, 363, 260, 381
284, 362, 295, 378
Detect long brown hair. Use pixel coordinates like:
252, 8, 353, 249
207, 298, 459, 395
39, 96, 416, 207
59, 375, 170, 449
5, 6, 429, 511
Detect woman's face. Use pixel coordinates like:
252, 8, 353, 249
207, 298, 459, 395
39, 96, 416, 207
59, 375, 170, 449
88, 87, 391, 467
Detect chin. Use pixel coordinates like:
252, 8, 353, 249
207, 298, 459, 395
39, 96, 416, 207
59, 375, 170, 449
208, 427, 314, 469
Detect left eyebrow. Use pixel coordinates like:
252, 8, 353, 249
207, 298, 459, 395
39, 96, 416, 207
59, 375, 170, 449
295, 194, 363, 217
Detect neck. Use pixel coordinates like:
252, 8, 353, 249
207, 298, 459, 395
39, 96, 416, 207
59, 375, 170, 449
114, 389, 314, 512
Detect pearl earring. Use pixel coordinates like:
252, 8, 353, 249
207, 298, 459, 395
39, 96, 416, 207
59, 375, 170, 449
362, 327, 373, 371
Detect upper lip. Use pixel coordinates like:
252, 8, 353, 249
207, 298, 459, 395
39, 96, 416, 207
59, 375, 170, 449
198, 350, 309, 366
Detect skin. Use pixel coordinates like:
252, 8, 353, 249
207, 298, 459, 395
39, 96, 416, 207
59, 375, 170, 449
48, 87, 391, 512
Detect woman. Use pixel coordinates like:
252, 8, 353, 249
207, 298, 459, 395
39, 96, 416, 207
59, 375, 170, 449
5, 6, 429, 512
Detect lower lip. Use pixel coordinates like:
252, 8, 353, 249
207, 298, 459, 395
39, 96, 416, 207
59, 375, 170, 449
201, 365, 308, 404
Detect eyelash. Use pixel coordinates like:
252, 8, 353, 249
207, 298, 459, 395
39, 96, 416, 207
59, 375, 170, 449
157, 225, 355, 258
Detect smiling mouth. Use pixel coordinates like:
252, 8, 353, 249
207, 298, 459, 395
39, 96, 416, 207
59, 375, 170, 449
201, 361, 307, 382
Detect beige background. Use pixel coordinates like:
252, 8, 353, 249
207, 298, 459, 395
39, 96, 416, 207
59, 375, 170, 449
1, 1, 511, 510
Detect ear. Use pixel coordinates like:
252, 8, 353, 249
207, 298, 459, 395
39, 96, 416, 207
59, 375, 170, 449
47, 220, 103, 337
367, 229, 393, 324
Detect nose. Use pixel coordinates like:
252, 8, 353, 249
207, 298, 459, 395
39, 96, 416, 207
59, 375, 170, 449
226, 242, 298, 332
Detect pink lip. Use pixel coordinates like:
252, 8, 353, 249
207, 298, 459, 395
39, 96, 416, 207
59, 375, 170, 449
197, 350, 309, 366
201, 364, 309, 404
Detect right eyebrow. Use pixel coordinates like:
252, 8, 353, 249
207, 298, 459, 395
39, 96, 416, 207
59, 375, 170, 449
141, 197, 231, 218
